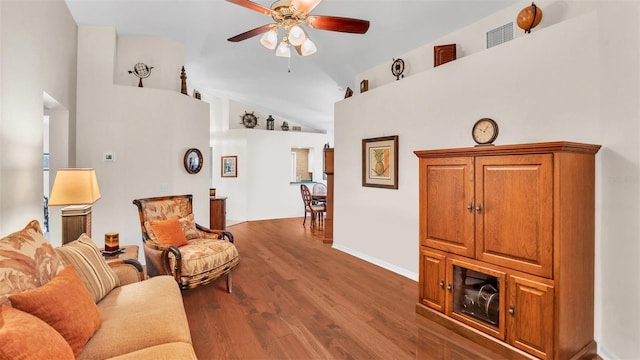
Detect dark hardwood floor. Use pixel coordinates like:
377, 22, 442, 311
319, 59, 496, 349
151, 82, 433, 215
181, 218, 502, 359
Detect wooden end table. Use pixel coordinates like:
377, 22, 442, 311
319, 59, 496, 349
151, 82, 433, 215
101, 245, 139, 263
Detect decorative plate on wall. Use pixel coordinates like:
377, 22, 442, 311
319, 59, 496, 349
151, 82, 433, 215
184, 148, 203, 174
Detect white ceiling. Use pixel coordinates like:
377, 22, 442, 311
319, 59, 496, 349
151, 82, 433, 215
65, 0, 518, 132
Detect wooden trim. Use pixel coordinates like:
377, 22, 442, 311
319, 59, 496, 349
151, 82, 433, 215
414, 141, 601, 158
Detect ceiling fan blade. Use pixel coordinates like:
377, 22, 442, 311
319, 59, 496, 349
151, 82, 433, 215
306, 15, 370, 34
226, 0, 273, 15
227, 24, 273, 42
291, 0, 322, 13
294, 45, 303, 56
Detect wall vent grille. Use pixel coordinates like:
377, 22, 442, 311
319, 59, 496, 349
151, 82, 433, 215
487, 22, 514, 49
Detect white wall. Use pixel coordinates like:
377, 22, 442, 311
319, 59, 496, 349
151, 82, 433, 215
75, 26, 210, 253
208, 97, 331, 223
0, 0, 77, 235
334, 2, 639, 359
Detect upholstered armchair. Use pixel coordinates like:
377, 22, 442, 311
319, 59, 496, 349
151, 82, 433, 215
132, 194, 239, 291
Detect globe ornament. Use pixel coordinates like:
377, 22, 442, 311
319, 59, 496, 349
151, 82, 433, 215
517, 2, 543, 34
128, 62, 154, 87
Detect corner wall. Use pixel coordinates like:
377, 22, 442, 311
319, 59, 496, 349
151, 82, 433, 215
334, 2, 640, 359
74, 26, 210, 251
0, 0, 77, 235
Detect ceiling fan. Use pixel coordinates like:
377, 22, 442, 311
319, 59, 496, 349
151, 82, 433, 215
226, 0, 370, 57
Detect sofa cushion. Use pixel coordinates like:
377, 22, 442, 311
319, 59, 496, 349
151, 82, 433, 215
78, 276, 193, 360
0, 219, 65, 306
169, 238, 239, 278
55, 234, 120, 303
106, 342, 197, 360
148, 216, 189, 247
0, 304, 75, 360
9, 265, 102, 357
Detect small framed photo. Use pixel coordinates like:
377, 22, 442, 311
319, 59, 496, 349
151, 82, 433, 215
221, 155, 237, 178
360, 79, 369, 93
362, 135, 399, 189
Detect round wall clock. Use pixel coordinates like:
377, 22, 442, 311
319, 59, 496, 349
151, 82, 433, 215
472, 118, 499, 146
241, 111, 259, 128
391, 58, 405, 80
184, 148, 203, 174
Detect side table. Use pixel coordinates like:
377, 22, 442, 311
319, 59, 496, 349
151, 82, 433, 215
101, 245, 144, 280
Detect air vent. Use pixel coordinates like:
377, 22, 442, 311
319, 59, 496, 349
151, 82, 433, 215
486, 22, 514, 49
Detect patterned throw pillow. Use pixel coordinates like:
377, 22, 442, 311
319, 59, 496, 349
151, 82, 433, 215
179, 213, 200, 240
55, 234, 120, 303
0, 220, 65, 306
9, 265, 102, 357
0, 305, 75, 360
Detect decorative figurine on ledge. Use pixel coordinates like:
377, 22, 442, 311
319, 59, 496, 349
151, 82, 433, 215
266, 115, 275, 130
281, 121, 290, 131
517, 2, 543, 34
128, 62, 153, 87
180, 66, 188, 95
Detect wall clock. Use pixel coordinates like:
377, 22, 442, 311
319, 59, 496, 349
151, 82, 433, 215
472, 118, 499, 146
241, 111, 259, 128
184, 148, 203, 174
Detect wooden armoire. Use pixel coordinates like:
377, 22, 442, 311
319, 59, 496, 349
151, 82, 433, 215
414, 142, 600, 360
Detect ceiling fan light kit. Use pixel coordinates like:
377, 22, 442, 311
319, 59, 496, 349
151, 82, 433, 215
227, 0, 369, 58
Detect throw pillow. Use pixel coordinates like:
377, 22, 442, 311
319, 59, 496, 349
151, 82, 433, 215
9, 265, 102, 357
0, 220, 65, 306
179, 213, 200, 240
148, 216, 189, 247
0, 304, 74, 360
55, 234, 120, 303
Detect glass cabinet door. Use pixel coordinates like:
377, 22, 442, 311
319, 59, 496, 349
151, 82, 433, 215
447, 258, 506, 340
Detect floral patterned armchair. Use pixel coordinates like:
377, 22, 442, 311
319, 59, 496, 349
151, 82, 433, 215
132, 195, 239, 291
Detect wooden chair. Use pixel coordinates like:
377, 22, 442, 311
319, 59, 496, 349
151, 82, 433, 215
300, 184, 326, 226
132, 194, 239, 292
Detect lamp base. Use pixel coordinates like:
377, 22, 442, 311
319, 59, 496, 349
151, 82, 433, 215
61, 205, 92, 244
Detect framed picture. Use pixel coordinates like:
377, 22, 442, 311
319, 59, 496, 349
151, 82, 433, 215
221, 155, 237, 178
360, 79, 369, 93
362, 135, 399, 189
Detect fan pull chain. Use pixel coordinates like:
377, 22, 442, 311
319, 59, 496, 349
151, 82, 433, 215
288, 56, 291, 73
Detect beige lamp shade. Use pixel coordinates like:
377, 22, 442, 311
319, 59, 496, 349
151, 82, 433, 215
48, 168, 101, 206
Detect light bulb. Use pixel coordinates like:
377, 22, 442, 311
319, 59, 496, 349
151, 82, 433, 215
288, 25, 306, 46
276, 40, 291, 58
260, 29, 278, 50
301, 38, 317, 56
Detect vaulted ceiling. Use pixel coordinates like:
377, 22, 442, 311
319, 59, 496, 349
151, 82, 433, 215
65, 0, 517, 132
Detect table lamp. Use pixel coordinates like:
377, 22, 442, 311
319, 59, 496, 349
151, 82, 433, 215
48, 168, 101, 244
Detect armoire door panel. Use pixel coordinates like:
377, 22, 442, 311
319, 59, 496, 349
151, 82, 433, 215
475, 155, 553, 278
423, 157, 475, 257
507, 275, 554, 359
419, 249, 446, 312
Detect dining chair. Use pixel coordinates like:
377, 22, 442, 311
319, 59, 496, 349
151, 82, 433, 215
312, 183, 327, 205
300, 184, 326, 226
